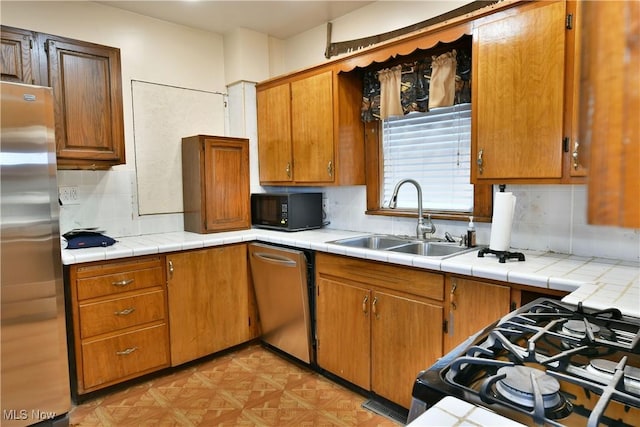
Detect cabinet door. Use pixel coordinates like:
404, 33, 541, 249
564, 0, 587, 180
371, 290, 443, 409
44, 36, 125, 168
316, 277, 371, 390
580, 1, 640, 229
203, 137, 250, 231
444, 276, 511, 353
1, 26, 38, 84
167, 245, 251, 366
473, 1, 565, 181
291, 70, 335, 183
257, 83, 293, 183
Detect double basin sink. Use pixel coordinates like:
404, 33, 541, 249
328, 234, 475, 259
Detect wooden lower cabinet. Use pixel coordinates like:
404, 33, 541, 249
68, 255, 170, 395
316, 278, 371, 390
81, 324, 169, 390
166, 244, 256, 366
443, 275, 511, 353
316, 253, 444, 409
370, 290, 443, 408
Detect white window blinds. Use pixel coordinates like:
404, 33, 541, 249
381, 102, 473, 211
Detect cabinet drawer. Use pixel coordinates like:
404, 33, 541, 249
76, 263, 163, 301
81, 323, 169, 390
316, 253, 444, 301
79, 289, 166, 338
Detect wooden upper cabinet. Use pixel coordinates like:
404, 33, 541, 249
182, 135, 250, 233
256, 67, 364, 186
256, 83, 293, 182
291, 70, 335, 183
472, 1, 571, 183
43, 35, 125, 169
563, 0, 587, 179
1, 26, 125, 170
0, 26, 39, 85
580, 1, 640, 228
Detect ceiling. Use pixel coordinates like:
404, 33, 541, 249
96, 1, 374, 39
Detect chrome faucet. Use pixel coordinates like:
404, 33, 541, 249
389, 178, 436, 240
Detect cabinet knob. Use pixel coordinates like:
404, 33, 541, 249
168, 260, 174, 278
327, 160, 333, 178
362, 295, 369, 315
372, 296, 379, 319
286, 162, 291, 178
477, 149, 484, 175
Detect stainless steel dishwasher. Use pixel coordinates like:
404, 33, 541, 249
248, 243, 315, 364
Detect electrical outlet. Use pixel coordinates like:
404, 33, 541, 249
59, 186, 80, 205
322, 196, 329, 215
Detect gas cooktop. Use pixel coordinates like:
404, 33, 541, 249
411, 298, 640, 426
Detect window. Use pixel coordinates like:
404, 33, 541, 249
381, 103, 472, 211
361, 36, 492, 222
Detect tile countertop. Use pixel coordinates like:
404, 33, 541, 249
407, 396, 526, 427
60, 229, 640, 318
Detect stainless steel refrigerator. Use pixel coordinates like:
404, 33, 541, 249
1, 82, 71, 426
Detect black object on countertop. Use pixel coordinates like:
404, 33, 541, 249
477, 247, 525, 263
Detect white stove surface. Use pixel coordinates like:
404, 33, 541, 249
407, 396, 526, 427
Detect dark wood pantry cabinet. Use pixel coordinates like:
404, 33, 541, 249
181, 135, 251, 233
1, 25, 125, 170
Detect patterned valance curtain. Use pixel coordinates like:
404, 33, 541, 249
361, 48, 471, 122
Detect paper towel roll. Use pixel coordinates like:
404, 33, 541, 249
489, 192, 516, 251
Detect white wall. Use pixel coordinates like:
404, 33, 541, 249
223, 28, 270, 84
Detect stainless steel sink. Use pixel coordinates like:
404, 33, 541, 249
328, 234, 475, 258
387, 241, 471, 257
328, 234, 410, 250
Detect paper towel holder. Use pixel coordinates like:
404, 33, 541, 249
478, 247, 525, 263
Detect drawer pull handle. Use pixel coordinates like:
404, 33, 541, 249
112, 279, 134, 287
116, 347, 138, 356
114, 307, 135, 316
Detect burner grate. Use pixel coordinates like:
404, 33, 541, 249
437, 298, 640, 426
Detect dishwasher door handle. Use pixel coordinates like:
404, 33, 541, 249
252, 251, 298, 267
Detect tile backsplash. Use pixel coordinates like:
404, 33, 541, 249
58, 171, 639, 263
57, 169, 183, 238
322, 185, 639, 262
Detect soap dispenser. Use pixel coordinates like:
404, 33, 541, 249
466, 216, 476, 248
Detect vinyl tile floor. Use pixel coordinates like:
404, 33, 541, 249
69, 343, 402, 426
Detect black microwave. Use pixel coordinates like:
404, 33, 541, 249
251, 192, 323, 231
